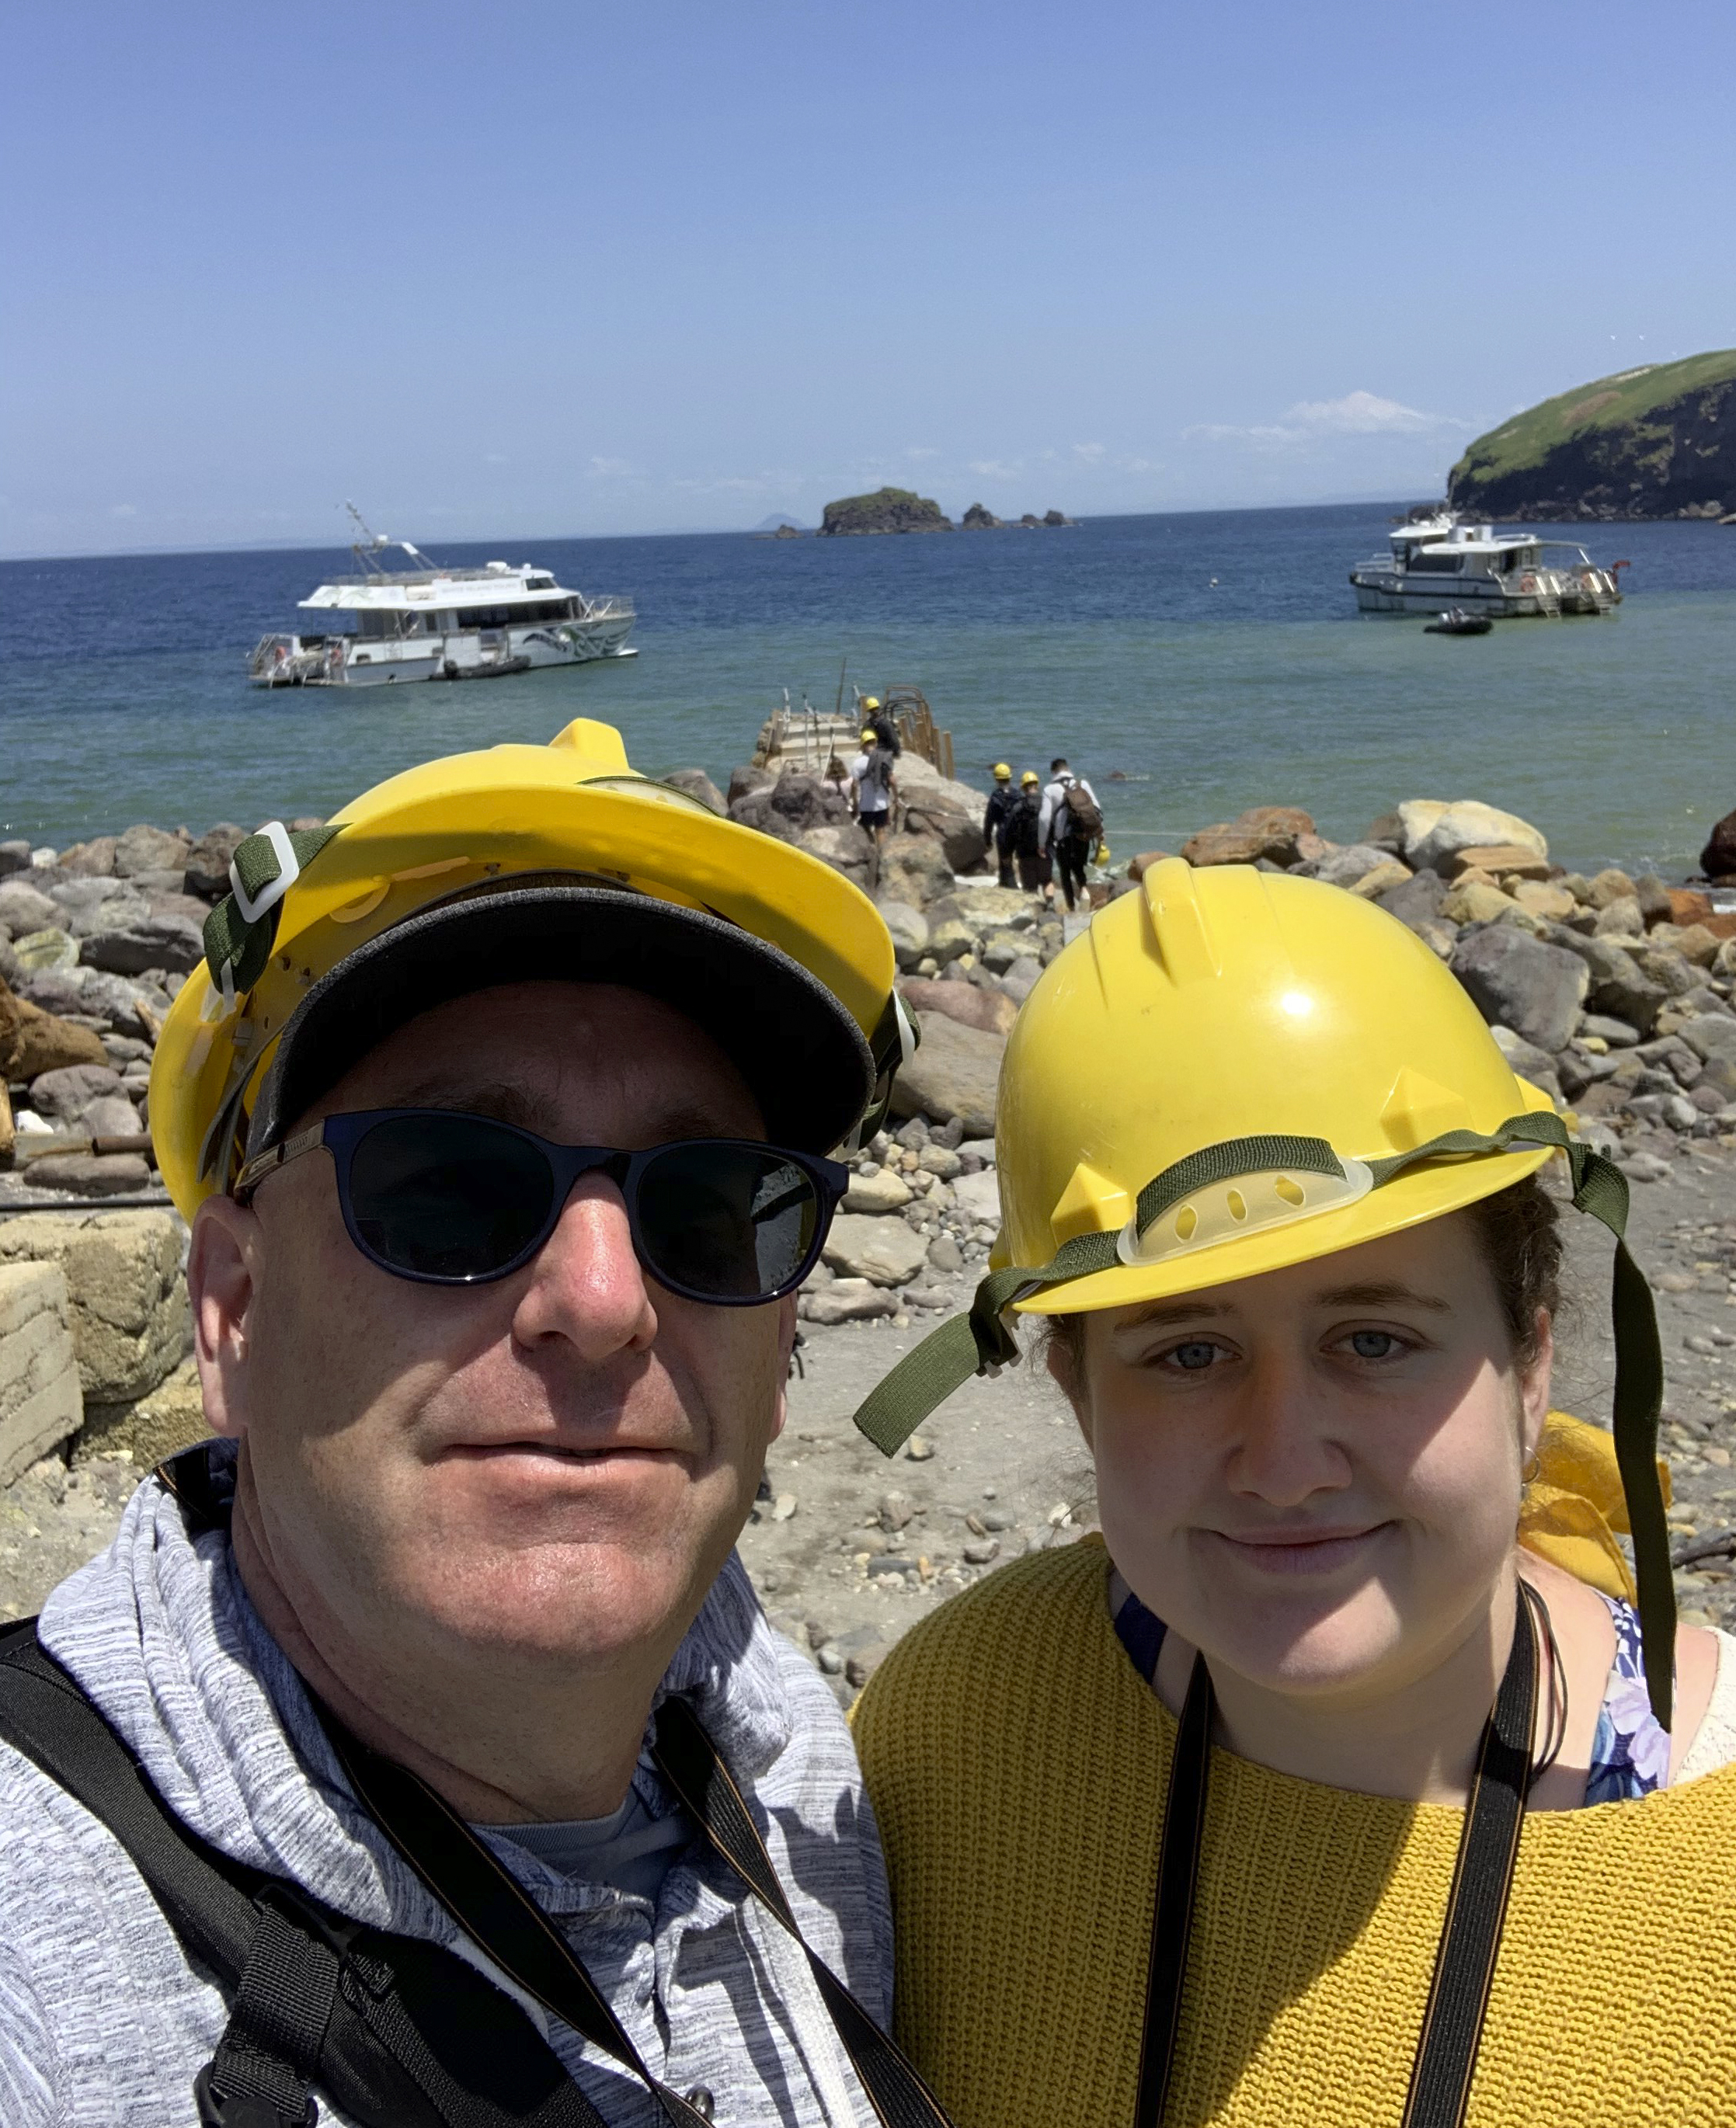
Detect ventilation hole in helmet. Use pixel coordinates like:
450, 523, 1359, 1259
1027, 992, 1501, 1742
1227, 1189, 1247, 1222
1274, 1176, 1306, 1207
1174, 1206, 1198, 1242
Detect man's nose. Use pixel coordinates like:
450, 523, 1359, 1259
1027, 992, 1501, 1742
510, 1174, 658, 1361
1221, 1349, 1351, 1508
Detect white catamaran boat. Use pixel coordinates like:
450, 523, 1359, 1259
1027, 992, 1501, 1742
249, 510, 636, 687
1349, 513, 1623, 618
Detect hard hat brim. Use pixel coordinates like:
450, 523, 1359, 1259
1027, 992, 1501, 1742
246, 883, 875, 1159
1014, 1087, 1557, 1316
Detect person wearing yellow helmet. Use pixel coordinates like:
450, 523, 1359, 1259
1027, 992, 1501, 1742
983, 763, 1018, 888
1008, 770, 1052, 899
0, 718, 945, 2128
851, 860, 1736, 2127
849, 725, 897, 883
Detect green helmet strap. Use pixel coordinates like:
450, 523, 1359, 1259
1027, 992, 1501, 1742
201, 825, 339, 1003
852, 1110, 1675, 1730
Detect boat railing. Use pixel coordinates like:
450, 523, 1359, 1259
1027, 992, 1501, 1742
578, 595, 635, 621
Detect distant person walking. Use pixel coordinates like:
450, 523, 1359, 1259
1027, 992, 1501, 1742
983, 763, 1018, 888
851, 727, 896, 892
1040, 756, 1103, 913
860, 696, 901, 756
1011, 770, 1052, 901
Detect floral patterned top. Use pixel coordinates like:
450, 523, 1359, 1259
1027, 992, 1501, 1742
1112, 1587, 1672, 1806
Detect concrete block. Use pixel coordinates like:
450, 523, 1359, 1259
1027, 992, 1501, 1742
77, 1356, 210, 1470
0, 1211, 188, 1403
0, 1263, 82, 1486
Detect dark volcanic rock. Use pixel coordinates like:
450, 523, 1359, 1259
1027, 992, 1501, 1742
183, 825, 247, 901
662, 769, 725, 816
1450, 927, 1589, 1053
1699, 806, 1736, 884
962, 503, 1003, 530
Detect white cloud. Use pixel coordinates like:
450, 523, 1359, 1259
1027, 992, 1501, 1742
587, 456, 635, 478
1073, 441, 1106, 461
1186, 390, 1470, 447
110, 502, 137, 518
903, 446, 940, 461
968, 459, 1021, 479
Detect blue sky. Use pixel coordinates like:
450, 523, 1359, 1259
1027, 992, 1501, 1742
4, 0, 1733, 556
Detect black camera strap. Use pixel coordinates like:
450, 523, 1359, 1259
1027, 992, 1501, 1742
1131, 1583, 1540, 2128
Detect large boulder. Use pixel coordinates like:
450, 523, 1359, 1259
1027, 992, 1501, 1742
11, 927, 78, 973
1376, 868, 1452, 929
27, 1064, 124, 1125
878, 902, 930, 972
1699, 806, 1736, 884
0, 1211, 188, 1405
730, 768, 844, 843
0, 879, 60, 935
111, 824, 192, 879
0, 1263, 82, 1488
662, 769, 725, 816
1446, 843, 1554, 882
1449, 927, 1588, 1053
876, 834, 955, 909
728, 764, 773, 807
795, 824, 871, 887
1312, 843, 1402, 890
183, 824, 247, 900
79, 910, 206, 977
0, 984, 108, 1077
899, 792, 986, 874
889, 1014, 1004, 1137
49, 878, 151, 936
899, 977, 1019, 1039
1549, 931, 1671, 1035
76, 1354, 210, 1469
18, 965, 160, 1036
821, 1215, 928, 1288
57, 836, 118, 878
1181, 806, 1315, 868
1400, 800, 1546, 874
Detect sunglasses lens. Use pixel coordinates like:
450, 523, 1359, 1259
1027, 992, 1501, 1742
348, 1114, 554, 1279
637, 1144, 823, 1299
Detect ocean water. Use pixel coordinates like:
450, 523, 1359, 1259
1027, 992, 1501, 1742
2, 503, 1731, 876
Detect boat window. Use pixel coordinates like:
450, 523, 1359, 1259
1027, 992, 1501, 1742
456, 605, 513, 630
527, 575, 556, 591
1406, 549, 1463, 572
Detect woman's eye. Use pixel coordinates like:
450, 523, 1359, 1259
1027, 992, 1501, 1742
1343, 1329, 1404, 1361
1166, 1339, 1223, 1372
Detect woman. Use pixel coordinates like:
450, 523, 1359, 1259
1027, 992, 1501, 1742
851, 858, 1736, 2127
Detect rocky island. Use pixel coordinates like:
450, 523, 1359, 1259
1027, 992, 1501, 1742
817, 488, 953, 535
962, 504, 1072, 529
1448, 349, 1736, 520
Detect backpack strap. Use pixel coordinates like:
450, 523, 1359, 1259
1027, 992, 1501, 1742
0, 1620, 607, 2128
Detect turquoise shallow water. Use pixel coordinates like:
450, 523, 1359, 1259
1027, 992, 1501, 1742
2, 502, 1730, 876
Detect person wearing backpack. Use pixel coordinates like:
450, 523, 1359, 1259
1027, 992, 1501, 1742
1039, 757, 1103, 913
0, 721, 948, 2128
1010, 770, 1052, 900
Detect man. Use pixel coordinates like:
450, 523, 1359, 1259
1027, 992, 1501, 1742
1011, 770, 1051, 902
1038, 756, 1103, 914
0, 719, 924, 2127
859, 696, 899, 757
982, 763, 1017, 889
848, 728, 896, 894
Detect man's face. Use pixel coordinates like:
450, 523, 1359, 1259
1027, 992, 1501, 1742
196, 981, 795, 1684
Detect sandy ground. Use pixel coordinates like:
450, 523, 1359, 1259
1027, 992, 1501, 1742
5, 1137, 1734, 1692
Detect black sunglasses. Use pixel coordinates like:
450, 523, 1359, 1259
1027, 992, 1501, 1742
235, 1108, 847, 1304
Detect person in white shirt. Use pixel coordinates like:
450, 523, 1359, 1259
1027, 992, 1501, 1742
1038, 757, 1101, 913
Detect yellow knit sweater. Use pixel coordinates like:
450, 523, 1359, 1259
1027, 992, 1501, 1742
853, 1540, 1736, 2128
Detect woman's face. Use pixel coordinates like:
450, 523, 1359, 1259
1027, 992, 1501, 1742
1056, 1213, 1552, 1703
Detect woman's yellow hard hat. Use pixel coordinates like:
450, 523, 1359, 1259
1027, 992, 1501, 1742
854, 859, 1672, 1719
1020, 770, 1039, 787
993, 763, 1012, 781
151, 718, 906, 1217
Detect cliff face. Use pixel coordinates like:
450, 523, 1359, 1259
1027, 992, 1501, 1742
817, 487, 953, 535
1447, 351, 1736, 520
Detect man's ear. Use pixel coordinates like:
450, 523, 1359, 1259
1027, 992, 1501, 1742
187, 1195, 264, 1440
767, 1292, 798, 1447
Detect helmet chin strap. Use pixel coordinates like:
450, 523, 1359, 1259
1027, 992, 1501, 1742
852, 1108, 1674, 1730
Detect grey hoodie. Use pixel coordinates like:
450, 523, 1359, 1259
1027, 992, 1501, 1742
0, 1452, 891, 2127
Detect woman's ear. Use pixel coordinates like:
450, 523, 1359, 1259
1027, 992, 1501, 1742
1518, 1306, 1554, 1462
187, 1195, 264, 1440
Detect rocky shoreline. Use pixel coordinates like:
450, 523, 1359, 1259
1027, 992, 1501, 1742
5, 782, 1736, 1694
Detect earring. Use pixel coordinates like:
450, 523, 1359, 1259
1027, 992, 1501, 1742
1521, 1448, 1542, 1484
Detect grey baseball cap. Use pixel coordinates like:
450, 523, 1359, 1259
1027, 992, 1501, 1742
243, 877, 879, 1159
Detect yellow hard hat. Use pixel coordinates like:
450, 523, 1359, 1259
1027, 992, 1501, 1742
993, 763, 1012, 781
862, 696, 881, 711
151, 717, 906, 1217
860, 728, 878, 746
1020, 770, 1040, 788
855, 858, 1672, 1719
